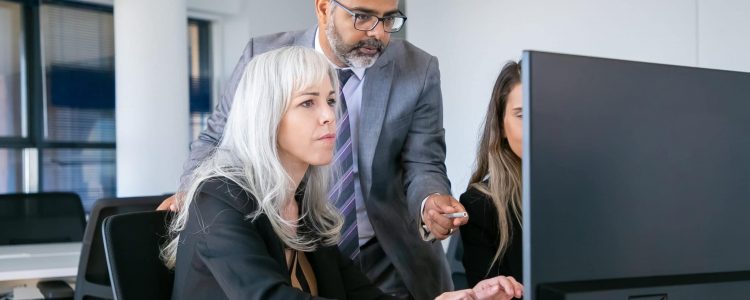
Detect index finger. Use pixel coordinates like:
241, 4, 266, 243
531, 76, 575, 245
496, 277, 516, 298
506, 276, 524, 298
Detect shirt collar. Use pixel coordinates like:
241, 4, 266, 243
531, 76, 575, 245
314, 28, 366, 80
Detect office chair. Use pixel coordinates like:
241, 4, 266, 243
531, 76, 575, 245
102, 211, 174, 300
0, 192, 85, 245
74, 195, 169, 300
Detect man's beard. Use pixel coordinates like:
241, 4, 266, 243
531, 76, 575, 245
326, 18, 385, 68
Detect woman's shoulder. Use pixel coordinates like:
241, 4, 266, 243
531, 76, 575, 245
460, 183, 495, 208
192, 176, 259, 215
460, 183, 500, 225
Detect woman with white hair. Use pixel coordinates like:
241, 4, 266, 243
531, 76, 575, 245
162, 46, 523, 300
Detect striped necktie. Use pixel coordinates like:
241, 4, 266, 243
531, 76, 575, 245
329, 69, 359, 261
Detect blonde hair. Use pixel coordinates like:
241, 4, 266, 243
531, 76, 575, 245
468, 61, 523, 274
162, 46, 343, 268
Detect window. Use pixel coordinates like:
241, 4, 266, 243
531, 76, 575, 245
0, 149, 23, 193
0, 0, 213, 211
0, 0, 27, 195
38, 3, 116, 210
188, 19, 212, 142
0, 1, 24, 138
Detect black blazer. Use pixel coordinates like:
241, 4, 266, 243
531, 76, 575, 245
171, 178, 394, 300
458, 186, 523, 287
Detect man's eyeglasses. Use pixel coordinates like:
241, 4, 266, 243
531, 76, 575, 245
330, 0, 407, 33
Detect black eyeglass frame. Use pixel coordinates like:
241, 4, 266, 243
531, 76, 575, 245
330, 0, 408, 33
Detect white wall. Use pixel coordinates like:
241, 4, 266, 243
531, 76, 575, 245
698, 0, 750, 72
115, 0, 190, 196
406, 0, 750, 196
205, 1, 317, 93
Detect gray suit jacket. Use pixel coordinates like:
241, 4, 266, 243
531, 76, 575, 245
181, 27, 453, 299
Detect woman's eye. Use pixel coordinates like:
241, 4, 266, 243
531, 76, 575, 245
327, 98, 337, 106
301, 100, 313, 107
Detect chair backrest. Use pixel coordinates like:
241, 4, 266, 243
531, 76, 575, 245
103, 211, 174, 300
0, 192, 85, 245
74, 195, 169, 300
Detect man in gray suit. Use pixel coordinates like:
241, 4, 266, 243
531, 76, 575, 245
160, 0, 468, 298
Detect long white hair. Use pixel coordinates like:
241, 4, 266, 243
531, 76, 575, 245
162, 46, 343, 269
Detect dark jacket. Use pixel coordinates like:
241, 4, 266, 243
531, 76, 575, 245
459, 186, 523, 287
171, 178, 395, 300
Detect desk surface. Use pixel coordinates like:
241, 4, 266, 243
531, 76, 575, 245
0, 242, 81, 281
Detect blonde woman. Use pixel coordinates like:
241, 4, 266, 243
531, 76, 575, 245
460, 61, 524, 287
163, 46, 522, 300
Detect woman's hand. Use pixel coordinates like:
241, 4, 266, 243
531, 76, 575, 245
156, 193, 182, 211
435, 289, 478, 300
472, 276, 523, 300
435, 276, 523, 300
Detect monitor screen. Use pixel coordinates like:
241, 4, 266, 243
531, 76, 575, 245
523, 51, 750, 299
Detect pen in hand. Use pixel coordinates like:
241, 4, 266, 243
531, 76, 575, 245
442, 212, 468, 219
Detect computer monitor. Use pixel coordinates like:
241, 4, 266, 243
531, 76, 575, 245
522, 51, 750, 300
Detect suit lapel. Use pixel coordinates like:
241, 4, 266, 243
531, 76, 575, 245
359, 58, 394, 201
255, 215, 291, 281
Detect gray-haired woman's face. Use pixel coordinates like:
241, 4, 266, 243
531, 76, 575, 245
277, 78, 338, 170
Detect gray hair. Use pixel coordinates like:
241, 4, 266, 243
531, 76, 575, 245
162, 46, 343, 268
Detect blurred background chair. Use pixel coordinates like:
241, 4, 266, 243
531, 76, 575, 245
74, 195, 169, 300
447, 231, 468, 290
0, 192, 85, 245
103, 210, 174, 300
